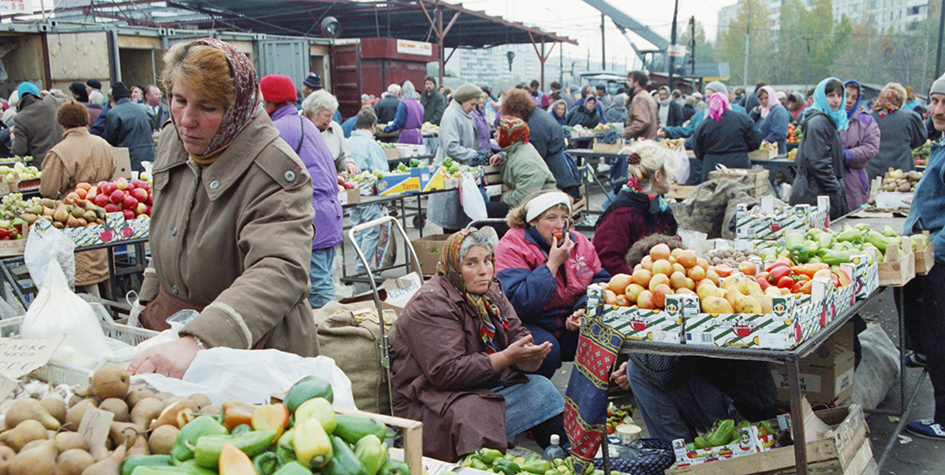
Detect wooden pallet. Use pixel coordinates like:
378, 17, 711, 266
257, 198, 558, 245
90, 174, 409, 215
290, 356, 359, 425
592, 138, 626, 154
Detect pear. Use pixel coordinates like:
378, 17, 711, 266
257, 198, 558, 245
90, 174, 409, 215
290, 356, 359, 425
89, 366, 129, 401
55, 449, 94, 475
8, 439, 56, 475
125, 435, 149, 457
0, 445, 15, 474
97, 399, 128, 423
39, 398, 67, 426
129, 398, 163, 430
0, 419, 49, 451
80, 443, 123, 475
6, 399, 61, 430
55, 432, 88, 453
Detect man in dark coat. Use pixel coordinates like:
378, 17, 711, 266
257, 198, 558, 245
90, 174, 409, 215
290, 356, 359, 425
374, 84, 401, 124
144, 84, 170, 132
419, 76, 447, 125
103, 82, 155, 171
12, 82, 63, 167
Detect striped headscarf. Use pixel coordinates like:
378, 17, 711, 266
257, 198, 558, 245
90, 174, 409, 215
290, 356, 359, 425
436, 230, 508, 354
498, 115, 530, 148
707, 92, 731, 122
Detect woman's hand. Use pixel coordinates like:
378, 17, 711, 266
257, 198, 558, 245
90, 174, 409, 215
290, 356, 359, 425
128, 336, 200, 379
657, 126, 666, 138
566, 308, 585, 331
489, 154, 502, 167
506, 335, 553, 372
611, 361, 631, 390
344, 162, 361, 175
546, 234, 574, 275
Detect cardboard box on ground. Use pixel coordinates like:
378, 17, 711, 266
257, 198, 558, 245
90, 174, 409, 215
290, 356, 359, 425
411, 234, 452, 275
111, 147, 131, 180
771, 322, 856, 405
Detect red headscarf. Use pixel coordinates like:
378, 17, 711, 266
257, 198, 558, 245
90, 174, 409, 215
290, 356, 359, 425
498, 115, 530, 148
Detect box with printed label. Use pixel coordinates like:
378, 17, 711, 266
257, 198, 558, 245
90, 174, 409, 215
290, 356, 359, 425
337, 188, 360, 205
418, 166, 460, 192
586, 286, 693, 344
36, 212, 149, 248
671, 425, 778, 468
849, 253, 879, 299
733, 197, 829, 240
376, 172, 420, 195
684, 295, 801, 349
773, 323, 856, 404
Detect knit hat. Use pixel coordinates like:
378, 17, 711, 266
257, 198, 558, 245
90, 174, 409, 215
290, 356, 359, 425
705, 81, 728, 96
260, 74, 297, 105
16, 82, 39, 99
931, 73, 945, 97
111, 81, 131, 100
69, 82, 88, 102
86, 79, 102, 90
302, 72, 322, 91
452, 83, 482, 103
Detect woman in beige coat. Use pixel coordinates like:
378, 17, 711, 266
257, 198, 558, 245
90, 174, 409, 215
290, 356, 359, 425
40, 100, 115, 296
128, 38, 318, 378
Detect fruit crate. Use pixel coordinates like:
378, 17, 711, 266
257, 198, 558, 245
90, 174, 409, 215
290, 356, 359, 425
333, 406, 424, 475
592, 138, 626, 154
0, 316, 158, 386
748, 147, 778, 161
877, 237, 915, 287
913, 231, 935, 275
708, 169, 769, 197
17, 178, 40, 193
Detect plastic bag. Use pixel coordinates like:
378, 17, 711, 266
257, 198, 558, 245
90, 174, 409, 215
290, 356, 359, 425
460, 171, 487, 221
24, 221, 76, 289
673, 147, 690, 185
21, 260, 111, 368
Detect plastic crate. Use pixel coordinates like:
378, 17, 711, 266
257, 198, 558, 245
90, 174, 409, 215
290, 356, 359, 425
0, 316, 158, 386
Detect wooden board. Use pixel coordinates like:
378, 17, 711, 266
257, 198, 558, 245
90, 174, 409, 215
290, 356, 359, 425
877, 237, 915, 287
592, 138, 626, 154
333, 406, 424, 475
666, 185, 696, 200
914, 231, 935, 275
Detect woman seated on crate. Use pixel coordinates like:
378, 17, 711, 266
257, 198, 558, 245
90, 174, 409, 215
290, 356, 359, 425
691, 92, 764, 183
592, 141, 679, 277
494, 190, 610, 379
610, 238, 779, 444
789, 77, 850, 220
127, 38, 319, 378
391, 230, 567, 462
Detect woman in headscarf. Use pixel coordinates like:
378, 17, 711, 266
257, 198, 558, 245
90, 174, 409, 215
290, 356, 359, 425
840, 80, 881, 211
492, 116, 556, 211
603, 93, 629, 124
548, 99, 568, 125
128, 38, 319, 378
471, 92, 494, 152
391, 230, 566, 462
867, 82, 927, 180
790, 77, 849, 219
565, 96, 601, 128
383, 80, 425, 145
691, 92, 763, 183
495, 190, 610, 379
749, 85, 790, 154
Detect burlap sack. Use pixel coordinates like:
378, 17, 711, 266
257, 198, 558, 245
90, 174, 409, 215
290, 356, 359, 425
677, 179, 753, 238
314, 301, 396, 414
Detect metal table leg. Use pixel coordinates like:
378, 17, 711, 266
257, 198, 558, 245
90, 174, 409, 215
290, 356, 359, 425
786, 355, 809, 475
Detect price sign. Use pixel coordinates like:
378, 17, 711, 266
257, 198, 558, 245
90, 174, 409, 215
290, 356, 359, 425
0, 335, 65, 379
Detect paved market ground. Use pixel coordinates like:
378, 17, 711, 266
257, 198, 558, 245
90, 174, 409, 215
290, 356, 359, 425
338, 178, 944, 474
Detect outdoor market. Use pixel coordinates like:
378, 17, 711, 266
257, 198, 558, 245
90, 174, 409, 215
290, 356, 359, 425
0, 0, 941, 474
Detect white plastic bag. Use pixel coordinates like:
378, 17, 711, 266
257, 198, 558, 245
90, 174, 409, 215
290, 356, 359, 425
459, 171, 487, 221
21, 261, 111, 368
673, 146, 690, 186
24, 221, 76, 289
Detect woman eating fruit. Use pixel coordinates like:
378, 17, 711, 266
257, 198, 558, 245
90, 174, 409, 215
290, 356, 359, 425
129, 38, 319, 378
592, 140, 679, 277
391, 230, 567, 461
494, 190, 610, 378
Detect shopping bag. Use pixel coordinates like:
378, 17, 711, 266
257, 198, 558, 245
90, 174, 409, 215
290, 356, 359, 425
459, 171, 487, 221
673, 146, 690, 185
24, 220, 76, 289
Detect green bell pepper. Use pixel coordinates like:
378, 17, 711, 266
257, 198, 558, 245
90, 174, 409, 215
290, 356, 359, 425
284, 375, 335, 414
193, 430, 278, 468
523, 460, 553, 474
493, 459, 521, 475
253, 452, 282, 475
322, 435, 367, 475
272, 462, 313, 475
694, 436, 708, 449
470, 457, 489, 471
478, 448, 503, 464
865, 232, 890, 253
379, 460, 410, 475
803, 240, 819, 254
785, 233, 804, 248
705, 419, 735, 448
354, 434, 387, 475
790, 244, 810, 264
276, 428, 297, 463
130, 468, 201, 475
171, 415, 229, 462
230, 424, 253, 435
123, 455, 171, 475
836, 226, 862, 243
817, 233, 833, 250
821, 250, 851, 266
333, 414, 388, 445
882, 225, 899, 238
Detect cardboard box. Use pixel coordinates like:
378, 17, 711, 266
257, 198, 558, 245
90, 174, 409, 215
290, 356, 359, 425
585, 286, 692, 344
338, 188, 360, 205
773, 323, 856, 404
382, 147, 400, 160
874, 191, 912, 208
411, 234, 452, 275
376, 172, 421, 195
592, 138, 625, 154
849, 253, 879, 299
396, 144, 423, 158
111, 147, 132, 180
420, 166, 460, 192
734, 196, 829, 240
685, 295, 803, 350
33, 212, 149, 248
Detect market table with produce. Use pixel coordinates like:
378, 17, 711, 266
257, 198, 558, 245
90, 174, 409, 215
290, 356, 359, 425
564, 198, 928, 475
749, 157, 798, 188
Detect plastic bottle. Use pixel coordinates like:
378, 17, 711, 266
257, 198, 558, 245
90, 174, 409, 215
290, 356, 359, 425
542, 434, 567, 461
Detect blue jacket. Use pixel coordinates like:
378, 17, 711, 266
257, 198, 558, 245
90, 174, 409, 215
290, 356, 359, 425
905, 139, 945, 263
664, 104, 746, 139
341, 116, 356, 138
104, 98, 155, 171
348, 129, 389, 173
750, 104, 790, 154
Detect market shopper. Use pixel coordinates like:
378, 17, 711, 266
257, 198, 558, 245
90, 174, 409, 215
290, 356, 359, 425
790, 77, 849, 219
144, 84, 170, 133
391, 230, 565, 461
840, 80, 881, 211
494, 191, 610, 379
749, 85, 790, 154
12, 82, 63, 167
603, 93, 628, 124
657, 86, 684, 127
549, 99, 568, 125
129, 38, 319, 378
260, 74, 342, 308
382, 80, 424, 145
472, 93, 494, 151
420, 76, 447, 125
592, 141, 679, 276
103, 82, 156, 171
40, 100, 115, 297
373, 84, 401, 124
565, 96, 601, 128
624, 70, 658, 140
490, 116, 556, 213
348, 108, 391, 273
866, 82, 927, 180
501, 88, 581, 200
902, 74, 945, 440
692, 92, 763, 183
302, 90, 359, 175
429, 83, 494, 233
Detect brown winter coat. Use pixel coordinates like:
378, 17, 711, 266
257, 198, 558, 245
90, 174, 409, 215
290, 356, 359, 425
13, 94, 64, 167
624, 88, 659, 140
40, 127, 116, 286
138, 112, 318, 356
391, 274, 530, 461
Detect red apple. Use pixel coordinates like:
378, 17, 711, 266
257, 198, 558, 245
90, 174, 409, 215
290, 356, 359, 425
122, 195, 139, 210
122, 209, 135, 221
131, 188, 148, 202
146, 205, 152, 216
109, 189, 125, 204
100, 182, 117, 196
136, 202, 147, 215
97, 181, 109, 190
115, 177, 129, 190
146, 195, 153, 206
104, 203, 120, 213
93, 194, 109, 207
131, 180, 150, 191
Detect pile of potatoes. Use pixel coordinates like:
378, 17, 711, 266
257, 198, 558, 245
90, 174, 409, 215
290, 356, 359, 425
0, 365, 215, 475
880, 168, 923, 193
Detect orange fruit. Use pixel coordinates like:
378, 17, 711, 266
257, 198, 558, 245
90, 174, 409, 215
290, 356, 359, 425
650, 243, 671, 261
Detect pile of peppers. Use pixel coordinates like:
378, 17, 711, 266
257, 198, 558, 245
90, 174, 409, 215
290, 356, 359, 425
686, 419, 774, 451
759, 225, 925, 267
462, 449, 590, 475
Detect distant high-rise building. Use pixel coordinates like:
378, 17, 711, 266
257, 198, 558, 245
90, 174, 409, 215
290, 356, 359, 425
717, 0, 929, 38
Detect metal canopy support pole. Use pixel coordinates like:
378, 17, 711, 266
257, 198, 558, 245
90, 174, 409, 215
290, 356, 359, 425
785, 355, 808, 475
527, 31, 557, 92
418, 0, 459, 86
600, 14, 605, 70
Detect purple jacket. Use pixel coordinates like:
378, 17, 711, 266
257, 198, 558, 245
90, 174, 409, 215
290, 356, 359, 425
471, 108, 493, 151
839, 111, 880, 211
270, 104, 342, 249
400, 99, 424, 145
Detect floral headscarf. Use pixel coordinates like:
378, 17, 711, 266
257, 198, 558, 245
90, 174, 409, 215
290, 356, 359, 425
811, 77, 849, 131
707, 92, 731, 122
758, 85, 779, 119
872, 84, 906, 117
436, 230, 508, 354
184, 38, 262, 157
498, 115, 530, 148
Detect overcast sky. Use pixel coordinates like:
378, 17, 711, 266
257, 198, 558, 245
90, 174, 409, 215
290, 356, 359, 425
456, 0, 736, 64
